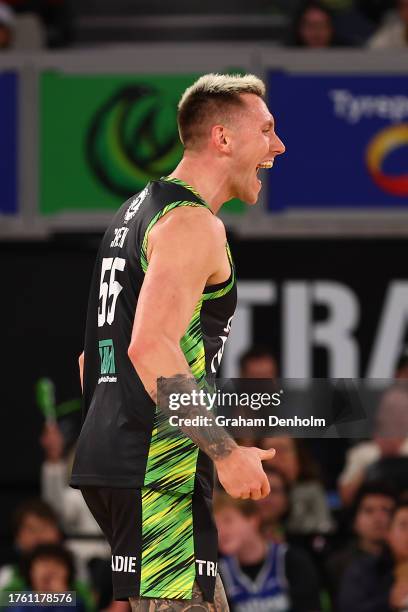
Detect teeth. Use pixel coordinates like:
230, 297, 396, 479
257, 161, 273, 169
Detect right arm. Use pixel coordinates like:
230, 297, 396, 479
127, 207, 274, 499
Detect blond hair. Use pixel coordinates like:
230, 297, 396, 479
177, 73, 266, 148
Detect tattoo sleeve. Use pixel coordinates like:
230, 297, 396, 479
152, 374, 237, 462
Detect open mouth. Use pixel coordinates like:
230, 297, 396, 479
257, 161, 274, 169
256, 161, 274, 175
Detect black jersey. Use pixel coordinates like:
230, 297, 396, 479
70, 178, 237, 494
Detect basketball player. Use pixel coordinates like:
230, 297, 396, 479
70, 74, 285, 610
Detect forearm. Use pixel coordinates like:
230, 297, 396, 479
129, 340, 237, 461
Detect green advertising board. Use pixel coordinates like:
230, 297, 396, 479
40, 72, 244, 215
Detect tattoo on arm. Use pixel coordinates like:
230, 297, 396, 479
151, 374, 237, 462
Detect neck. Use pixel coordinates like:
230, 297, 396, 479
237, 534, 267, 565
262, 521, 283, 543
359, 537, 383, 556
169, 153, 234, 215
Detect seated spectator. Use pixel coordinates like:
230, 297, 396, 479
289, 1, 342, 47
338, 497, 408, 612
367, 0, 408, 48
259, 436, 334, 533
0, 2, 14, 49
338, 385, 408, 505
214, 492, 321, 612
6, 544, 86, 612
0, 499, 95, 612
239, 345, 278, 379
1, 0, 73, 47
327, 481, 396, 600
40, 421, 111, 605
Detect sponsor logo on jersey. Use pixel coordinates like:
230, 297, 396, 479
111, 555, 137, 573
195, 559, 217, 577
124, 186, 148, 223
98, 339, 117, 385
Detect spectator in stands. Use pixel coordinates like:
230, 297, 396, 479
338, 385, 408, 505
0, 2, 14, 49
0, 500, 95, 612
40, 421, 111, 605
367, 0, 408, 48
259, 435, 334, 533
239, 345, 278, 379
7, 544, 86, 611
256, 467, 291, 543
290, 1, 341, 47
338, 497, 408, 612
327, 481, 396, 600
214, 492, 322, 612
1, 0, 73, 47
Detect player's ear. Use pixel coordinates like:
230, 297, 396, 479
211, 125, 231, 153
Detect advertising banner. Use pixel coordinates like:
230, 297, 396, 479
0, 71, 18, 215
40, 71, 245, 216
267, 71, 408, 211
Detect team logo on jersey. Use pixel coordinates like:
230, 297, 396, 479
124, 186, 148, 223
99, 339, 116, 375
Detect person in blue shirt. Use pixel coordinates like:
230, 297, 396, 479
214, 492, 321, 612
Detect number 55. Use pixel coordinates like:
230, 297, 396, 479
98, 257, 126, 327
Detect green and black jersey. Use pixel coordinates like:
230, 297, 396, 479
70, 178, 237, 495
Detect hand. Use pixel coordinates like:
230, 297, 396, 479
40, 422, 64, 462
390, 580, 408, 610
215, 445, 276, 500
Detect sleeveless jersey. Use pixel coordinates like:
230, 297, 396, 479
70, 177, 237, 495
219, 544, 291, 612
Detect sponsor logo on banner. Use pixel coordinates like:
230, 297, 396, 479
268, 73, 408, 210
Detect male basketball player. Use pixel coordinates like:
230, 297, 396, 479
70, 74, 285, 610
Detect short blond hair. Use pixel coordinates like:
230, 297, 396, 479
177, 73, 266, 148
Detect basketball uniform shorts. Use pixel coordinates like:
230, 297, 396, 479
80, 481, 218, 602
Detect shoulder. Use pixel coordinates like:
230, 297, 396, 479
150, 204, 226, 250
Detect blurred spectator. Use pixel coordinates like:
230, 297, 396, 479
338, 385, 408, 505
214, 492, 322, 612
40, 422, 111, 605
327, 481, 396, 600
289, 1, 342, 47
239, 345, 278, 379
256, 467, 291, 543
367, 0, 408, 48
40, 422, 107, 540
0, 2, 14, 49
338, 497, 408, 612
259, 436, 334, 533
0, 500, 95, 612
2, 0, 73, 47
7, 544, 86, 611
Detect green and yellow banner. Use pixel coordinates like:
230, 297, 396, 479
40, 72, 244, 215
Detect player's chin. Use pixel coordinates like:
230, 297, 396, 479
244, 184, 262, 205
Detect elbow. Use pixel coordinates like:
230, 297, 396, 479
128, 337, 157, 369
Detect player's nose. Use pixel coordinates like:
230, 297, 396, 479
272, 133, 285, 156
